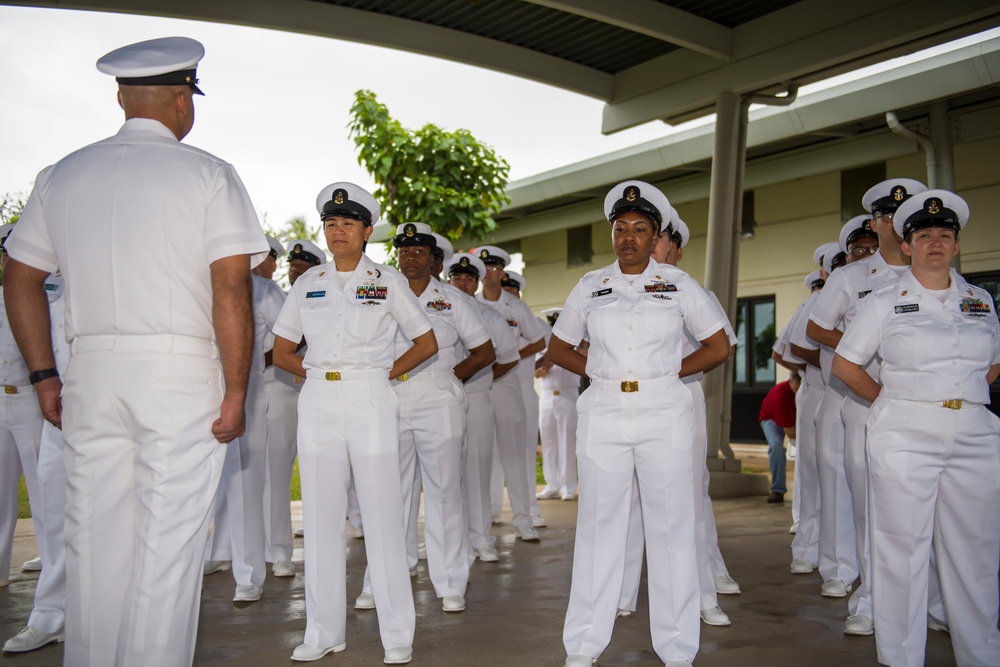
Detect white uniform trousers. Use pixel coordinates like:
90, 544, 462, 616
206, 373, 268, 588
463, 387, 496, 554
27, 421, 67, 634
617, 380, 727, 613
564, 378, 699, 663
538, 387, 578, 496
815, 387, 858, 584
61, 348, 226, 667
790, 382, 823, 566
843, 393, 873, 620
297, 377, 414, 652
263, 376, 298, 562
488, 375, 533, 532
868, 400, 1000, 667
347, 473, 363, 532
364, 374, 469, 598
523, 379, 542, 518
0, 390, 45, 583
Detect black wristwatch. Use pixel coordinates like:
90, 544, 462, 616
29, 368, 59, 385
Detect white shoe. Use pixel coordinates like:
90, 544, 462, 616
409, 567, 417, 578
291, 642, 346, 662
3, 626, 64, 653
384, 646, 412, 664
821, 579, 851, 598
204, 560, 232, 576
353, 524, 364, 539
532, 514, 547, 528
294, 526, 304, 537
355, 592, 375, 610
790, 559, 816, 574
272, 560, 295, 577
417, 543, 427, 560
442, 594, 466, 612
789, 521, 799, 534
515, 525, 541, 542
564, 655, 595, 667
844, 614, 874, 636
233, 584, 263, 602
536, 488, 559, 500
714, 574, 741, 595
928, 616, 950, 633
561, 492, 576, 501
20, 556, 42, 572
476, 545, 500, 562
700, 606, 731, 626
616, 609, 632, 618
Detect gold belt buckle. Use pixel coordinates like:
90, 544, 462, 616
3, 385, 17, 395
325, 371, 342, 381
621, 380, 639, 393
942, 399, 963, 410
294, 377, 303, 384
552, 390, 560, 396
398, 373, 409, 382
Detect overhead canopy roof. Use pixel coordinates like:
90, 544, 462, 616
5, 0, 1000, 131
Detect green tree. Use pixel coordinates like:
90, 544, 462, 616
261, 214, 322, 290
1, 192, 26, 225
347, 90, 510, 249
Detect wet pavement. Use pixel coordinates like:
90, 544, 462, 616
2, 477, 959, 666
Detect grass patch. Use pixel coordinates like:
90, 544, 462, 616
18, 476, 30, 518
291, 457, 301, 501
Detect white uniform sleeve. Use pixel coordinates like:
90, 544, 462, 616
515, 299, 546, 345
789, 296, 819, 351
706, 291, 737, 345
682, 278, 725, 341
486, 308, 520, 365
203, 163, 270, 267
454, 297, 490, 350
809, 269, 851, 330
260, 281, 287, 351
5, 167, 59, 272
552, 281, 586, 347
272, 281, 305, 343
392, 276, 433, 341
835, 293, 884, 366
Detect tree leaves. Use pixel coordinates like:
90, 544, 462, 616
347, 90, 510, 242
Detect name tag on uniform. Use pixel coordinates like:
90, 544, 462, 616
591, 288, 613, 298
644, 283, 677, 293
894, 304, 919, 314
45, 283, 57, 291
356, 285, 387, 300
306, 291, 326, 299
858, 290, 872, 299
960, 297, 991, 316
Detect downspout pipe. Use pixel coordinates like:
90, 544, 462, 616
885, 111, 937, 188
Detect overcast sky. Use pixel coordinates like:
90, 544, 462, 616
0, 5, 680, 238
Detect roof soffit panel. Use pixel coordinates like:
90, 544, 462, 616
601, 0, 1000, 132
519, 0, 733, 61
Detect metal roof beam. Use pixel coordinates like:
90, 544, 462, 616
2, 0, 615, 98
521, 0, 732, 62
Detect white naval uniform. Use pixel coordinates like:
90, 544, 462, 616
810, 251, 908, 621
557, 260, 725, 664
772, 304, 804, 524
837, 270, 1000, 667
22, 274, 70, 636
788, 292, 826, 568
520, 316, 548, 519
362, 279, 488, 599
618, 289, 738, 615
0, 288, 45, 586
463, 299, 520, 554
206, 274, 286, 585
538, 342, 580, 498
7, 117, 268, 667
478, 291, 546, 532
272, 254, 428, 652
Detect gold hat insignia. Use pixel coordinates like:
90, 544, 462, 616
926, 198, 940, 215
480, 249, 489, 259
333, 189, 346, 205
625, 186, 638, 202
892, 186, 905, 201
460, 257, 470, 267
404, 224, 415, 237
862, 219, 871, 231
293, 244, 303, 253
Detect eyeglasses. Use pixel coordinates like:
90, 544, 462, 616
849, 246, 878, 257
872, 210, 894, 220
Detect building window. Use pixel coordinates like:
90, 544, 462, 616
966, 270, 1000, 307
567, 224, 592, 267
733, 295, 776, 387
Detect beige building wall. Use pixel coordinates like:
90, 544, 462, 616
520, 133, 1000, 337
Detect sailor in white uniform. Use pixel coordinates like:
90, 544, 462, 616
447, 253, 521, 562
834, 189, 1000, 667
272, 182, 435, 665
535, 308, 580, 501
2, 37, 269, 666
550, 180, 730, 667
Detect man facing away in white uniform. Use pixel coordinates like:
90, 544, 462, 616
3, 37, 268, 667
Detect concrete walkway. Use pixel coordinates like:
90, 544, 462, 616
1, 477, 959, 666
